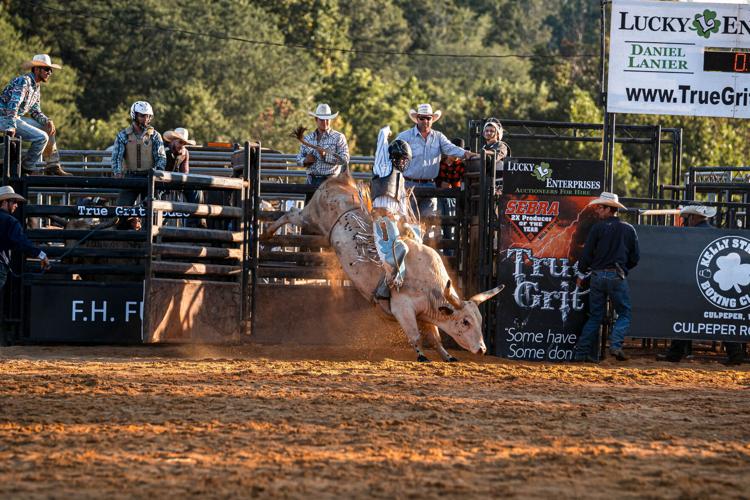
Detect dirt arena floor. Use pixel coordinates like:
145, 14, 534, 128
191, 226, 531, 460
1, 344, 749, 499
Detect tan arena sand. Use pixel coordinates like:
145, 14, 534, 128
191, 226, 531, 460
1, 345, 749, 499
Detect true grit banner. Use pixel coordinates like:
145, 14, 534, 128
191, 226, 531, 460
495, 158, 605, 361
608, 0, 750, 118
629, 226, 750, 342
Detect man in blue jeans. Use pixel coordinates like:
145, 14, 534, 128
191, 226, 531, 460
0, 54, 70, 175
574, 192, 640, 362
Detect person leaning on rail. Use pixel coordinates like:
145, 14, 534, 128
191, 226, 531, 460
482, 118, 510, 194
295, 103, 350, 204
110, 101, 166, 229
0, 54, 70, 176
0, 186, 50, 287
164, 127, 205, 228
573, 192, 640, 363
395, 103, 478, 218
657, 205, 746, 366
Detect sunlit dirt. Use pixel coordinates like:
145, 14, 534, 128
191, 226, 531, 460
1, 345, 749, 498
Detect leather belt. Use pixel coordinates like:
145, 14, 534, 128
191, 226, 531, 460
404, 177, 433, 183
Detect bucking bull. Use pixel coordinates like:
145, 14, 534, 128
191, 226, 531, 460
261, 173, 503, 362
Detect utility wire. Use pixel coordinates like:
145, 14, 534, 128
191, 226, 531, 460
35, 3, 597, 60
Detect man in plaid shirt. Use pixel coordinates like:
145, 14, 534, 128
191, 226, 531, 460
295, 103, 350, 203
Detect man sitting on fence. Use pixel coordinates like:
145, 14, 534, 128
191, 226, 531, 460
111, 101, 166, 228
295, 103, 350, 204
0, 186, 50, 288
0, 54, 70, 175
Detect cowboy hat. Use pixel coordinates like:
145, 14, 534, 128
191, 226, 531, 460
0, 186, 26, 203
163, 127, 196, 145
680, 204, 716, 218
21, 54, 62, 70
308, 103, 339, 120
408, 103, 442, 124
587, 192, 626, 209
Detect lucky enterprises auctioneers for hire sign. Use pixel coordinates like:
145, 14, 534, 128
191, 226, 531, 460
608, 0, 750, 118
494, 158, 604, 361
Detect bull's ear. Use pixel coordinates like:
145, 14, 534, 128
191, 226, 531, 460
443, 280, 463, 309
439, 305, 455, 316
469, 285, 505, 305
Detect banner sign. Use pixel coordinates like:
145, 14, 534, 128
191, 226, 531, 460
77, 205, 191, 218
495, 158, 605, 361
28, 282, 143, 343
629, 226, 750, 342
608, 0, 750, 118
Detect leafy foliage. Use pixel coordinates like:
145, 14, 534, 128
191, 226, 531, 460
2, 0, 749, 196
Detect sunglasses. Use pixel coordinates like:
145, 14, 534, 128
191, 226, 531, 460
417, 116, 433, 121
38, 67, 53, 73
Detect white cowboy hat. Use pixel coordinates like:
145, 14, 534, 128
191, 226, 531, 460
308, 103, 339, 120
587, 192, 626, 209
680, 204, 716, 218
21, 54, 62, 70
0, 186, 26, 203
163, 127, 196, 145
408, 103, 442, 123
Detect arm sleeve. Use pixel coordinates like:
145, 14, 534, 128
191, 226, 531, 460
626, 227, 640, 269
110, 132, 126, 176
1, 77, 25, 122
373, 126, 392, 177
296, 140, 312, 166
8, 219, 41, 258
326, 132, 350, 165
181, 149, 190, 174
29, 101, 49, 126
438, 132, 467, 158
577, 226, 599, 273
152, 132, 166, 171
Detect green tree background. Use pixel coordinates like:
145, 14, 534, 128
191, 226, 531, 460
1, 0, 749, 196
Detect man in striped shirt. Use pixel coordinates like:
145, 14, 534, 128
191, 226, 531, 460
295, 103, 350, 203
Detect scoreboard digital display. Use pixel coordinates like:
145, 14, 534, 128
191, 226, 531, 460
704, 48, 750, 74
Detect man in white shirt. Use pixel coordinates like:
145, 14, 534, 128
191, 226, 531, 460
396, 103, 478, 216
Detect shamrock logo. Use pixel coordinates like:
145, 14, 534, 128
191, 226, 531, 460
531, 162, 552, 182
690, 9, 721, 39
712, 252, 750, 293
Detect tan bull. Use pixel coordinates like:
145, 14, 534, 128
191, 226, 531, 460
262, 174, 503, 362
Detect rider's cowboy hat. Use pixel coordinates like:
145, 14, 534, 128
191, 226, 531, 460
0, 186, 26, 203
409, 103, 442, 123
680, 204, 716, 218
308, 103, 339, 120
163, 127, 196, 146
21, 54, 62, 70
587, 192, 626, 209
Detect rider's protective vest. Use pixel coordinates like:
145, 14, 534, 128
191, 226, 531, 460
371, 168, 405, 201
122, 126, 156, 173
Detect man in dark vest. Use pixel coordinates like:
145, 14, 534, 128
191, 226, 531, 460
371, 126, 421, 300
0, 185, 50, 288
110, 101, 166, 228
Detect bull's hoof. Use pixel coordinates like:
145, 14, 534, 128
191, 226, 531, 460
447, 356, 459, 362
417, 354, 430, 362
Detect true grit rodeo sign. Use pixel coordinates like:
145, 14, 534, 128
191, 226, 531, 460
608, 0, 750, 118
629, 227, 750, 343
495, 158, 605, 361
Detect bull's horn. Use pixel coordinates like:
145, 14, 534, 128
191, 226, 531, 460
469, 285, 505, 305
443, 280, 463, 309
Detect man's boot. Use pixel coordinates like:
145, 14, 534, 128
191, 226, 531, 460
374, 274, 391, 300
44, 163, 72, 176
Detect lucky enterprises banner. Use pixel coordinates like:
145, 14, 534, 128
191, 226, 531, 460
495, 158, 605, 361
608, 0, 750, 118
629, 226, 750, 342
